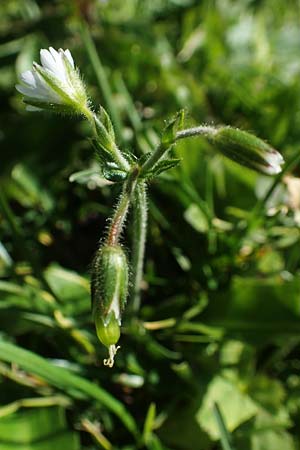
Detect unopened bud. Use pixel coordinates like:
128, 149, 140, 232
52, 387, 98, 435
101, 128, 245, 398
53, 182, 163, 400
91, 244, 128, 367
210, 127, 284, 175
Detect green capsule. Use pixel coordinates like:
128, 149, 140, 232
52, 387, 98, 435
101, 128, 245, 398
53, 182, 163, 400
94, 312, 120, 348
210, 127, 284, 175
91, 244, 129, 367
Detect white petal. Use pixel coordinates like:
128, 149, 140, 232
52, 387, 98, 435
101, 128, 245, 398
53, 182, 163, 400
20, 70, 36, 87
40, 49, 57, 73
64, 49, 74, 67
16, 84, 36, 96
32, 69, 60, 101
49, 47, 59, 62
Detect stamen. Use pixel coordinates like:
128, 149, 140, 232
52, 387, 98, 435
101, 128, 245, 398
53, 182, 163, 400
103, 345, 120, 368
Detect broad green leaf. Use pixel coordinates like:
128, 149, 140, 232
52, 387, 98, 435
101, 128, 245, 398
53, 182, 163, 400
196, 375, 257, 440
251, 429, 295, 450
44, 264, 90, 315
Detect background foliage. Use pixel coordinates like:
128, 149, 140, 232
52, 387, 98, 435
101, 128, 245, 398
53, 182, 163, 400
1, 0, 300, 449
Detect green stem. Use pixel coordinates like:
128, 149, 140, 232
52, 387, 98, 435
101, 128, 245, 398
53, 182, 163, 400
106, 166, 140, 246
141, 125, 216, 175
213, 403, 235, 450
140, 141, 170, 175
176, 126, 216, 141
79, 21, 124, 142
130, 182, 148, 312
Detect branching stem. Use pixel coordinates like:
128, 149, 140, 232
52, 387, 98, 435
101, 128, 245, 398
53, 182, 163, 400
141, 125, 216, 175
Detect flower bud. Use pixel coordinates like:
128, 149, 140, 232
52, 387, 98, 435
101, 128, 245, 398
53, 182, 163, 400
91, 244, 129, 367
210, 127, 284, 175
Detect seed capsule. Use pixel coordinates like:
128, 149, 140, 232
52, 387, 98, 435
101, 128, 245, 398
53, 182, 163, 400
210, 127, 284, 175
91, 244, 129, 367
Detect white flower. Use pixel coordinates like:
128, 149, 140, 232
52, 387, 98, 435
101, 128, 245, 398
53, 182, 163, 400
16, 47, 90, 115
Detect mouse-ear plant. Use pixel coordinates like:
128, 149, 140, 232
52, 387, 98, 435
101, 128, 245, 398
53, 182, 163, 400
16, 47, 285, 367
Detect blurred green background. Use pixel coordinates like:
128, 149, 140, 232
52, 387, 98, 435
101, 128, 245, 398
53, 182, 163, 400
1, 0, 300, 449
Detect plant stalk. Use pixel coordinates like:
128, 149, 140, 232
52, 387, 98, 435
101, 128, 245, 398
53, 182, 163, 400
106, 166, 140, 246
130, 181, 148, 312
176, 125, 217, 141
141, 125, 216, 175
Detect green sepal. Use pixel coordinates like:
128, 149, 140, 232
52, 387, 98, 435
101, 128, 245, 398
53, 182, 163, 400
98, 106, 115, 141
138, 153, 152, 166
59, 52, 87, 105
149, 158, 181, 177
33, 64, 81, 113
91, 244, 129, 322
94, 116, 115, 154
162, 109, 185, 147
91, 139, 114, 164
23, 99, 74, 114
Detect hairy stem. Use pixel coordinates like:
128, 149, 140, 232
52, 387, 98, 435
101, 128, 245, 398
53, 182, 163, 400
130, 182, 148, 312
140, 141, 169, 175
176, 125, 217, 141
106, 166, 140, 246
141, 125, 217, 175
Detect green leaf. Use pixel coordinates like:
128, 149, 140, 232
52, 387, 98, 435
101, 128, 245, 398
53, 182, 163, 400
196, 375, 257, 440
0, 407, 66, 443
69, 167, 110, 188
143, 403, 156, 445
0, 432, 80, 450
161, 110, 185, 147
251, 429, 295, 450
257, 250, 284, 274
150, 158, 181, 177
102, 164, 127, 182
98, 106, 115, 141
184, 203, 209, 233
44, 264, 90, 315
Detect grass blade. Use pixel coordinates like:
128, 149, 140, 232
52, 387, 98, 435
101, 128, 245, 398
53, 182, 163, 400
213, 402, 235, 450
0, 341, 138, 439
